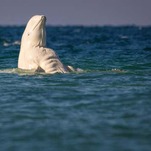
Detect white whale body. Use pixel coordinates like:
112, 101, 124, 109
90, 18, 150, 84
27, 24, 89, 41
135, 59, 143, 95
18, 15, 75, 74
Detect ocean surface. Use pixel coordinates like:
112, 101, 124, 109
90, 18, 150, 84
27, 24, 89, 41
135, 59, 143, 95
0, 26, 151, 151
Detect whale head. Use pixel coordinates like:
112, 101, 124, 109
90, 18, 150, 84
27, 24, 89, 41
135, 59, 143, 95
21, 15, 46, 48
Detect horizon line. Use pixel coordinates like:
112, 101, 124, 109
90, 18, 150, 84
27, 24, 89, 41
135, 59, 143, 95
0, 23, 151, 27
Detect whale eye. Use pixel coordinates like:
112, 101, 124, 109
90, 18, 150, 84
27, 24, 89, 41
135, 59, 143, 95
27, 33, 30, 36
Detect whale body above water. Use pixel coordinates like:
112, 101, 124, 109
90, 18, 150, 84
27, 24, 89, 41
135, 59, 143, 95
18, 15, 75, 74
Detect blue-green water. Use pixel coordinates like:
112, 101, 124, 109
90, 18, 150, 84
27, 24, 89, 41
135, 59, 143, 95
0, 26, 151, 151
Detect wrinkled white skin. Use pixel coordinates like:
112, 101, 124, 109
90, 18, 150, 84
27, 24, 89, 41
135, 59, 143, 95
18, 15, 74, 74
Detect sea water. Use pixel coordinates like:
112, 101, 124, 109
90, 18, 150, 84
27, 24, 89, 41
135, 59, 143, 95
0, 26, 151, 151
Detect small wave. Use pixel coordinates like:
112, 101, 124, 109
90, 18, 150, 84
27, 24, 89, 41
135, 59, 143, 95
111, 68, 127, 73
3, 40, 21, 47
119, 35, 129, 40
78, 68, 127, 74
143, 47, 151, 51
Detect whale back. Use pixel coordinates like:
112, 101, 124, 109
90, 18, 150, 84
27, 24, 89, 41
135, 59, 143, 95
21, 15, 46, 48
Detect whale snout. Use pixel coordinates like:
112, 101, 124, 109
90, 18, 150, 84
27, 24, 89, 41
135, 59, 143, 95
41, 15, 46, 22
30, 15, 46, 22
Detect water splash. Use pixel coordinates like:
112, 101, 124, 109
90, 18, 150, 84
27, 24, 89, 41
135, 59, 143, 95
0, 68, 37, 75
0, 68, 127, 76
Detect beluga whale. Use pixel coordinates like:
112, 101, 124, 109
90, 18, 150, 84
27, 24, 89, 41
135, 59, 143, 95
18, 15, 75, 74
